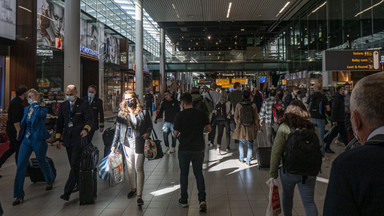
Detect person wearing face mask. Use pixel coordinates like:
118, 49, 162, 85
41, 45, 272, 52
55, 85, 93, 202
0, 85, 28, 172
12, 89, 55, 206
110, 90, 152, 207
82, 85, 104, 144
323, 72, 384, 216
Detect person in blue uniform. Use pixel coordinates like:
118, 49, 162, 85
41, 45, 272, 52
12, 89, 55, 206
82, 85, 104, 143
55, 85, 93, 201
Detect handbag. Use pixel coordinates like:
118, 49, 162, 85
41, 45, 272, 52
144, 139, 157, 159
266, 178, 282, 216
108, 152, 124, 186
148, 129, 163, 160
97, 154, 110, 180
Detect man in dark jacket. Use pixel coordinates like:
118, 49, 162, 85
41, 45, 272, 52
323, 72, 384, 216
155, 91, 180, 153
0, 85, 27, 170
284, 86, 300, 109
82, 85, 104, 143
324, 85, 348, 153
144, 89, 154, 117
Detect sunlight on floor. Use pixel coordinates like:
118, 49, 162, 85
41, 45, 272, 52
150, 185, 181, 196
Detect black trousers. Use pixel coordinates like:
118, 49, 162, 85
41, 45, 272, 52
208, 116, 217, 143
88, 129, 96, 144
64, 143, 82, 196
216, 120, 231, 149
0, 131, 20, 167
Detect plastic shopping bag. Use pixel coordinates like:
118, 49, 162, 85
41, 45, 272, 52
97, 155, 110, 180
109, 152, 124, 186
144, 139, 157, 159
266, 178, 282, 216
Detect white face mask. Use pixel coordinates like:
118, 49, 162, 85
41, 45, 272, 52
28, 99, 33, 104
66, 95, 75, 102
344, 90, 349, 95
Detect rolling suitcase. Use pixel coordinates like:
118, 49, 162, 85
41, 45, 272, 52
256, 147, 272, 170
79, 138, 99, 205
27, 157, 57, 183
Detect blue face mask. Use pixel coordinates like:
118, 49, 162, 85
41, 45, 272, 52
28, 99, 33, 104
66, 95, 75, 102
88, 93, 95, 99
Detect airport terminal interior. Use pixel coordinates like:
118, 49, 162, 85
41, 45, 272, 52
1, 0, 384, 215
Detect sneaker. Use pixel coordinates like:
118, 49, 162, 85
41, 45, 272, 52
199, 201, 207, 212
226, 147, 230, 152
239, 159, 245, 163
170, 147, 175, 153
137, 198, 144, 206
164, 147, 169, 154
208, 141, 213, 146
216, 149, 221, 155
179, 198, 188, 208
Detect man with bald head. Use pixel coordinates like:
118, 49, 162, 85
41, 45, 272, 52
55, 85, 93, 201
323, 72, 384, 215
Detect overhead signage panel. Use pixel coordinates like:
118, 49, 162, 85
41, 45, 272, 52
325, 50, 380, 71
232, 78, 248, 84
216, 79, 230, 85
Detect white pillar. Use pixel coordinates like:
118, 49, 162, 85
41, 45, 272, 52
159, 28, 166, 94
135, 0, 144, 103
64, 0, 80, 92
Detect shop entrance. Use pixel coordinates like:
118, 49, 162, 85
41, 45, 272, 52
81, 57, 99, 97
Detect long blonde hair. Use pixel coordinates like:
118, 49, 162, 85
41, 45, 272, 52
119, 90, 143, 117
27, 88, 44, 104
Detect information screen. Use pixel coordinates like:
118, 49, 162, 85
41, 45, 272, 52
325, 50, 380, 71
259, 77, 266, 83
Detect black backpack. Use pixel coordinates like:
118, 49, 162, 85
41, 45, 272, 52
240, 101, 254, 126
283, 127, 322, 177
193, 99, 207, 115
215, 102, 226, 121
308, 95, 324, 118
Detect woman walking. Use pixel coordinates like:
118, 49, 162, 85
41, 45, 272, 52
270, 100, 319, 216
13, 89, 55, 205
111, 90, 152, 206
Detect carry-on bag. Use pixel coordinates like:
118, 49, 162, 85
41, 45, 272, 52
256, 147, 272, 169
146, 129, 163, 160
79, 169, 97, 205
80, 137, 99, 171
102, 127, 115, 157
27, 157, 57, 183
109, 151, 124, 186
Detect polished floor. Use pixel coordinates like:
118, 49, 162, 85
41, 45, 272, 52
0, 118, 344, 216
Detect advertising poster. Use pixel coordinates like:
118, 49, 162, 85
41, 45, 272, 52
104, 33, 120, 64
36, 0, 64, 48
80, 19, 99, 57
0, 0, 16, 40
128, 45, 135, 70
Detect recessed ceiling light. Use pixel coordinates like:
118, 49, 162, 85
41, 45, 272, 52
208, 35, 211, 40
241, 29, 245, 31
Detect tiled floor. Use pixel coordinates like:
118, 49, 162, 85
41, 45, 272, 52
0, 118, 345, 216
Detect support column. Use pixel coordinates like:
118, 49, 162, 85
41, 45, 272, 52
98, 22, 105, 102
159, 28, 166, 95
64, 0, 80, 92
135, 0, 144, 103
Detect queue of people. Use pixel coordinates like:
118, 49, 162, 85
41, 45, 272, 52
2, 72, 384, 216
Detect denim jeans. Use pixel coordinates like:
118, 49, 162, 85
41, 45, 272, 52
280, 169, 318, 216
238, 140, 253, 164
311, 118, 326, 157
178, 151, 206, 202
216, 120, 230, 149
162, 121, 176, 147
325, 121, 348, 150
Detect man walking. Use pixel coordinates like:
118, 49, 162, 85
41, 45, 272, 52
205, 83, 221, 146
0, 85, 27, 171
306, 85, 330, 157
173, 93, 211, 212
56, 85, 93, 201
284, 86, 300, 109
155, 91, 180, 153
325, 85, 348, 153
82, 85, 104, 143
144, 89, 154, 117
259, 89, 277, 147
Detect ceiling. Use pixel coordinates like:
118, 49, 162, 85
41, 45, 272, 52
142, 0, 310, 51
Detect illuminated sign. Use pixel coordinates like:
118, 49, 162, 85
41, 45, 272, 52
37, 49, 53, 57
80, 46, 99, 58
232, 78, 248, 84
198, 79, 212, 84
221, 84, 234, 88
282, 79, 287, 85
324, 50, 380, 71
216, 79, 230, 85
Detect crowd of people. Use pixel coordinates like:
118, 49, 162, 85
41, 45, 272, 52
1, 72, 384, 215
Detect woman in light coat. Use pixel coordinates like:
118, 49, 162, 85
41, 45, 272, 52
232, 90, 260, 165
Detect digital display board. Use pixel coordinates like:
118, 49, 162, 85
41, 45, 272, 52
325, 50, 380, 71
259, 77, 266, 83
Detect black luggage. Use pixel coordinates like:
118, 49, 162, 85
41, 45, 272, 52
256, 147, 272, 170
79, 169, 97, 205
102, 127, 115, 157
27, 157, 57, 183
150, 129, 163, 160
79, 138, 99, 205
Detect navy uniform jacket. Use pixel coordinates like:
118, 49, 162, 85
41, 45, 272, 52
18, 103, 51, 142
82, 96, 104, 130
323, 134, 384, 216
55, 98, 93, 147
